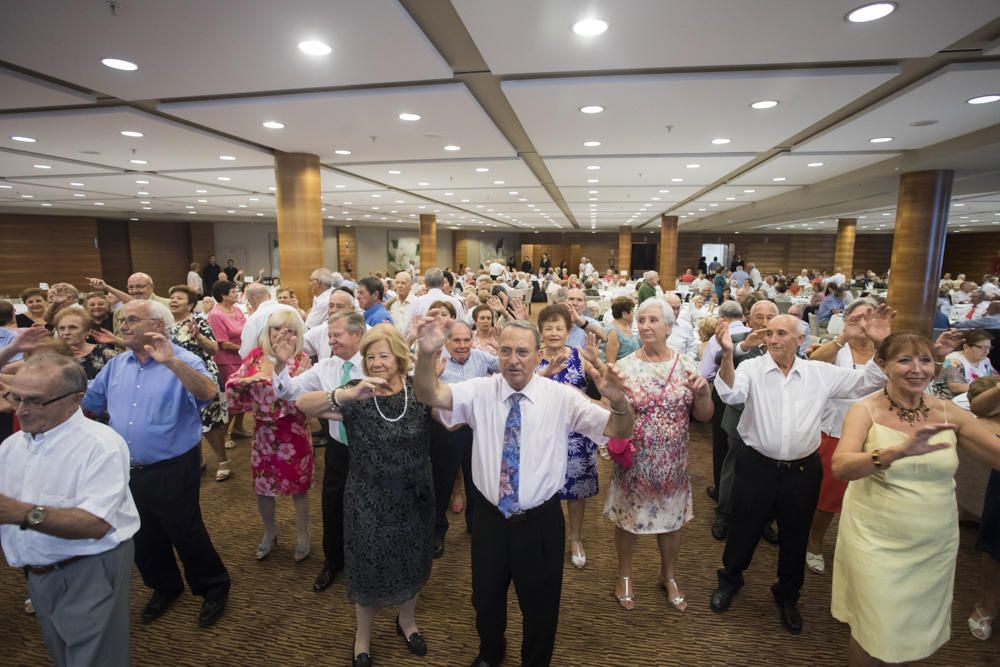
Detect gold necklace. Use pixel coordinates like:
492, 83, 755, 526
883, 388, 930, 425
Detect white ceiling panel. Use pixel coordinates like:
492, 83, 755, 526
546, 156, 749, 188
162, 84, 514, 162
159, 168, 280, 193
561, 186, 702, 203
0, 0, 451, 100
8, 173, 249, 199
504, 68, 898, 155
0, 68, 95, 110
799, 63, 1000, 152
344, 159, 540, 190
704, 184, 802, 202
729, 152, 900, 186
454, 0, 1000, 75
0, 108, 272, 171
409, 187, 551, 205
0, 151, 118, 178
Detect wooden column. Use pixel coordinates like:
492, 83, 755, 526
274, 151, 322, 303
419, 214, 437, 273
887, 170, 953, 336
618, 226, 632, 277
659, 215, 679, 286
336, 227, 356, 277
834, 218, 857, 279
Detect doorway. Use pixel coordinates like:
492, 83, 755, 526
702, 244, 727, 272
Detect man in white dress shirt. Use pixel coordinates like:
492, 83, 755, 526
664, 293, 698, 358
305, 267, 335, 329
0, 354, 139, 667
388, 270, 416, 337
239, 283, 300, 359
413, 317, 634, 667
710, 312, 892, 634
271, 311, 366, 593
410, 267, 466, 321
303, 289, 355, 361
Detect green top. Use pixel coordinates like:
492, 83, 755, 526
637, 281, 656, 304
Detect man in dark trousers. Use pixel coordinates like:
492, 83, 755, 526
203, 255, 221, 291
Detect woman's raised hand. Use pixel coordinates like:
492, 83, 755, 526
897, 423, 957, 459
414, 315, 449, 354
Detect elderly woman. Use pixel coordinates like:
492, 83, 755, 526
534, 305, 602, 567
16, 287, 47, 328
605, 298, 713, 611
696, 316, 718, 361
276, 287, 307, 321
187, 262, 204, 297
471, 304, 500, 356
168, 285, 231, 481
84, 291, 115, 332
226, 309, 313, 562
805, 299, 878, 574
831, 332, 1000, 666
295, 324, 435, 667
604, 297, 638, 363
207, 279, 250, 444
53, 305, 119, 380
943, 330, 996, 396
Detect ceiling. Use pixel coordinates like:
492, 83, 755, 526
0, 0, 999, 236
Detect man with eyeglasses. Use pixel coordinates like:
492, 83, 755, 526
0, 353, 139, 666
81, 300, 230, 629
413, 316, 634, 667
87, 272, 170, 334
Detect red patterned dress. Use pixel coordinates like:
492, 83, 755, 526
226, 348, 313, 497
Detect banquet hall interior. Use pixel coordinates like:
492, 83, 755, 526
1, 1, 1000, 665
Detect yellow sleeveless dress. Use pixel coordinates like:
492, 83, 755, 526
831, 411, 958, 663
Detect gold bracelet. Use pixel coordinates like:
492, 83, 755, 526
871, 448, 884, 469
608, 403, 629, 415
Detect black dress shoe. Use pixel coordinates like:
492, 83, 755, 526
777, 599, 803, 634
141, 590, 180, 624
433, 537, 445, 559
468, 657, 501, 667
198, 591, 228, 628
706, 485, 719, 501
352, 652, 372, 667
761, 522, 780, 545
396, 616, 428, 656
709, 587, 735, 613
711, 517, 728, 541
313, 565, 340, 592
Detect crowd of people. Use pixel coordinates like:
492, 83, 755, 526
0, 250, 999, 667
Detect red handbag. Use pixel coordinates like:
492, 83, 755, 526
606, 353, 680, 470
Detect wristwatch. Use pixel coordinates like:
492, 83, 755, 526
20, 506, 47, 530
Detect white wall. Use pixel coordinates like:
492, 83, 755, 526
436, 229, 453, 270
213, 222, 275, 276
356, 227, 388, 277
323, 224, 339, 269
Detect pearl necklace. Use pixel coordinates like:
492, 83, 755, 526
373, 379, 408, 423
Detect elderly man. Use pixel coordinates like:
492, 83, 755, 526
81, 300, 229, 628
710, 312, 893, 633
637, 271, 658, 304
955, 300, 1000, 329
817, 284, 847, 326
303, 288, 355, 361
730, 265, 750, 288
951, 280, 974, 304
305, 267, 335, 329
787, 303, 812, 356
271, 311, 366, 593
430, 321, 500, 558
43, 283, 80, 326
414, 316, 634, 667
88, 273, 169, 333
410, 267, 466, 320
563, 288, 607, 348
239, 283, 299, 358
665, 293, 698, 358
747, 262, 763, 289
0, 354, 139, 666
356, 276, 393, 327
961, 289, 990, 320
388, 270, 416, 336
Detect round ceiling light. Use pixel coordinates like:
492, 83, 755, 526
11, 135, 36, 143
298, 40, 332, 56
846, 2, 897, 23
101, 58, 138, 71
262, 121, 285, 129
398, 112, 421, 121
967, 94, 1000, 105
579, 105, 605, 114
572, 19, 609, 36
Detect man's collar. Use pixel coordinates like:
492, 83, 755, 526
26, 409, 85, 447
499, 373, 541, 403
763, 352, 802, 377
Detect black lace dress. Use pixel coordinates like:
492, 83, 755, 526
340, 377, 434, 607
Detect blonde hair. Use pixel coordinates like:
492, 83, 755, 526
359, 323, 411, 375
260, 309, 304, 358
697, 316, 718, 343
53, 304, 93, 330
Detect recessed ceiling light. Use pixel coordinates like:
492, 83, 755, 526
21, 194, 33, 199
572, 18, 609, 36
417, 182, 430, 186
197, 199, 208, 203
583, 140, 602, 147
807, 162, 824, 167
586, 165, 600, 170
711, 138, 731, 145
388, 170, 402, 175
443, 145, 461, 151
967, 94, 1000, 105
579, 105, 605, 114
846, 2, 897, 23
73, 193, 86, 197
135, 179, 149, 184
508, 191, 519, 195
69, 182, 84, 187
744, 189, 756, 193
217, 176, 231, 181
93, 202, 104, 206
725, 196, 736, 201
195, 189, 207, 193
129, 159, 147, 165
398, 112, 421, 122
869, 137, 893, 143
587, 179, 599, 184
130, 217, 139, 221
954, 203, 965, 207
137, 191, 149, 196
139, 200, 150, 204
371, 194, 381, 198
219, 155, 236, 161
11, 136, 36, 143
671, 178, 684, 182
772, 177, 787, 182
474, 167, 490, 173
142, 206, 151, 210
298, 40, 331, 56
40, 203, 52, 207
102, 58, 138, 71
334, 149, 352, 155
750, 100, 779, 110
685, 164, 701, 169
33, 164, 51, 169
120, 130, 143, 138
262, 120, 285, 129
493, 180, 505, 185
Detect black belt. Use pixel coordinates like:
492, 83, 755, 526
748, 447, 818, 471
24, 554, 86, 576
130, 447, 194, 471
495, 493, 559, 523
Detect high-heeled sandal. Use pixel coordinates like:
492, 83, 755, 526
570, 540, 587, 569
659, 576, 687, 612
294, 539, 310, 563
450, 488, 465, 514
613, 576, 635, 610
256, 535, 277, 561
215, 460, 232, 482
968, 604, 995, 640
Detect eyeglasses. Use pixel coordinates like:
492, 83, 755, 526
127, 283, 151, 290
121, 316, 159, 327
972, 344, 993, 352
2, 390, 80, 409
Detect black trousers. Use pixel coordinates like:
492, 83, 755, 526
429, 421, 475, 540
717, 445, 821, 603
129, 446, 230, 599
471, 489, 564, 667
321, 439, 350, 570
709, 388, 729, 490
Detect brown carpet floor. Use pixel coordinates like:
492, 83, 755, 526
2, 422, 997, 666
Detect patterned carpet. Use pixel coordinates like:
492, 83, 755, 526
2, 421, 996, 666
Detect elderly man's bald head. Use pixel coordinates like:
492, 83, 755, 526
127, 272, 155, 299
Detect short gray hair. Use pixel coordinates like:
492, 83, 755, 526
311, 268, 334, 288
245, 283, 271, 306
500, 320, 541, 349
330, 272, 344, 288
330, 311, 366, 337
24, 353, 87, 395
449, 320, 473, 339
636, 297, 675, 325
130, 299, 174, 330
424, 268, 444, 288
718, 301, 744, 320
844, 298, 878, 317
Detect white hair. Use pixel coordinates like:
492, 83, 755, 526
636, 297, 675, 325
138, 300, 175, 330
311, 267, 334, 287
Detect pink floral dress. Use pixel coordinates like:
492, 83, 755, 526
603, 352, 696, 534
226, 348, 313, 497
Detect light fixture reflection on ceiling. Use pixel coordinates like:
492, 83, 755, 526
711, 138, 731, 145
298, 40, 332, 56
11, 136, 36, 143
846, 2, 897, 23
120, 130, 143, 138
869, 137, 893, 143
102, 58, 138, 71
262, 121, 285, 129
398, 113, 421, 121
579, 105, 605, 114
443, 145, 461, 151
572, 19, 609, 36
750, 100, 779, 109
967, 95, 1000, 105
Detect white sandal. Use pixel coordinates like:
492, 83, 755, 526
215, 460, 232, 482
806, 551, 825, 574
613, 576, 635, 610
968, 605, 994, 640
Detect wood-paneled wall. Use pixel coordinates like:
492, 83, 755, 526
96, 220, 133, 289
128, 221, 192, 290
942, 232, 1000, 278
188, 223, 216, 269
0, 215, 102, 296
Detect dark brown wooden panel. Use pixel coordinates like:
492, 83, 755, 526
188, 222, 215, 268
852, 234, 893, 275
943, 231, 1000, 279
0, 214, 102, 296
97, 219, 132, 289
128, 220, 190, 292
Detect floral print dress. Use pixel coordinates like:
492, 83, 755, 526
226, 348, 313, 497
170, 315, 228, 431
536, 346, 598, 500
604, 351, 696, 534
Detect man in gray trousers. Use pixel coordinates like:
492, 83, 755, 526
0, 353, 139, 666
